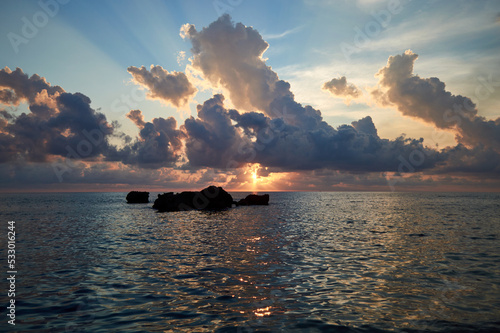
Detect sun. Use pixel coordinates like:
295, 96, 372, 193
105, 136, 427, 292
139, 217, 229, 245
252, 170, 258, 183
240, 163, 288, 191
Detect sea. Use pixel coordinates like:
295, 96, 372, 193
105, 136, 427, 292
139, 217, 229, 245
0, 191, 499, 332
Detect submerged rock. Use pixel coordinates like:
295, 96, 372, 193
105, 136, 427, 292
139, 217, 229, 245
236, 194, 269, 206
126, 191, 149, 203
153, 186, 233, 212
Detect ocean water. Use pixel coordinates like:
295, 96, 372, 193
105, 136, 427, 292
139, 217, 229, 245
0, 191, 499, 332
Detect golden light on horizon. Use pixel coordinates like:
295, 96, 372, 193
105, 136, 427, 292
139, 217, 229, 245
234, 163, 291, 192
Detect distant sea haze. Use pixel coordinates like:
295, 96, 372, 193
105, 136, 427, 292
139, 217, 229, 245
1, 192, 499, 332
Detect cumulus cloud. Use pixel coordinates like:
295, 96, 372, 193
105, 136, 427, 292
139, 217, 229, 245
113, 109, 185, 168
182, 94, 248, 169
181, 14, 286, 113
127, 65, 197, 108
179, 92, 443, 173
126, 109, 146, 128
438, 144, 500, 175
0, 67, 115, 163
373, 50, 500, 151
322, 76, 361, 102
0, 66, 64, 106
352, 116, 378, 137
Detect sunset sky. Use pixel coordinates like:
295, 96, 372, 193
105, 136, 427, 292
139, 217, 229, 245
1, 0, 499, 192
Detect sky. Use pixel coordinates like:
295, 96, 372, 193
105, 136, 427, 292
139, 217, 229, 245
0, 0, 499, 192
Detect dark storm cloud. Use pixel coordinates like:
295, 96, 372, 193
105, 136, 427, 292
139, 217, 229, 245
322, 76, 361, 100
0, 89, 19, 105
0, 67, 64, 106
181, 93, 443, 172
113, 109, 185, 168
0, 67, 185, 170
182, 94, 248, 168
373, 50, 500, 151
437, 144, 500, 175
0, 67, 115, 163
127, 65, 197, 108
352, 116, 378, 137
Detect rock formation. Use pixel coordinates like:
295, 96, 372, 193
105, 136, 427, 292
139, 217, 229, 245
236, 194, 269, 206
126, 191, 149, 203
153, 186, 233, 212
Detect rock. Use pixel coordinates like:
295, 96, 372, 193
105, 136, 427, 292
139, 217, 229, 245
126, 191, 149, 203
236, 194, 269, 206
153, 186, 233, 212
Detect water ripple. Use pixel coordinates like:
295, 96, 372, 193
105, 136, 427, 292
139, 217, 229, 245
0, 192, 499, 332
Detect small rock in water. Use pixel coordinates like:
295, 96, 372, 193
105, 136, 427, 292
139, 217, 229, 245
236, 194, 269, 206
126, 191, 149, 203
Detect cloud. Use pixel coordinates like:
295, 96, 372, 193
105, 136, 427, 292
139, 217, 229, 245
0, 159, 221, 192
182, 94, 248, 169
112, 109, 185, 168
322, 76, 361, 102
177, 51, 186, 66
126, 109, 146, 128
262, 26, 304, 40
181, 14, 284, 113
438, 144, 500, 175
372, 50, 500, 151
179, 92, 443, 173
372, 50, 475, 128
352, 116, 378, 136
0, 66, 64, 106
127, 65, 197, 108
0, 67, 115, 163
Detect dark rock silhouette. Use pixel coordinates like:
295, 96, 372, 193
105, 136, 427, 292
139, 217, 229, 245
126, 191, 149, 203
153, 186, 233, 212
236, 194, 269, 206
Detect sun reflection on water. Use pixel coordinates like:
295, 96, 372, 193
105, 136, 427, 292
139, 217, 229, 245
254, 306, 272, 317
5, 192, 500, 332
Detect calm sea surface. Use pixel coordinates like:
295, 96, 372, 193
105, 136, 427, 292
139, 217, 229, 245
0, 192, 499, 332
